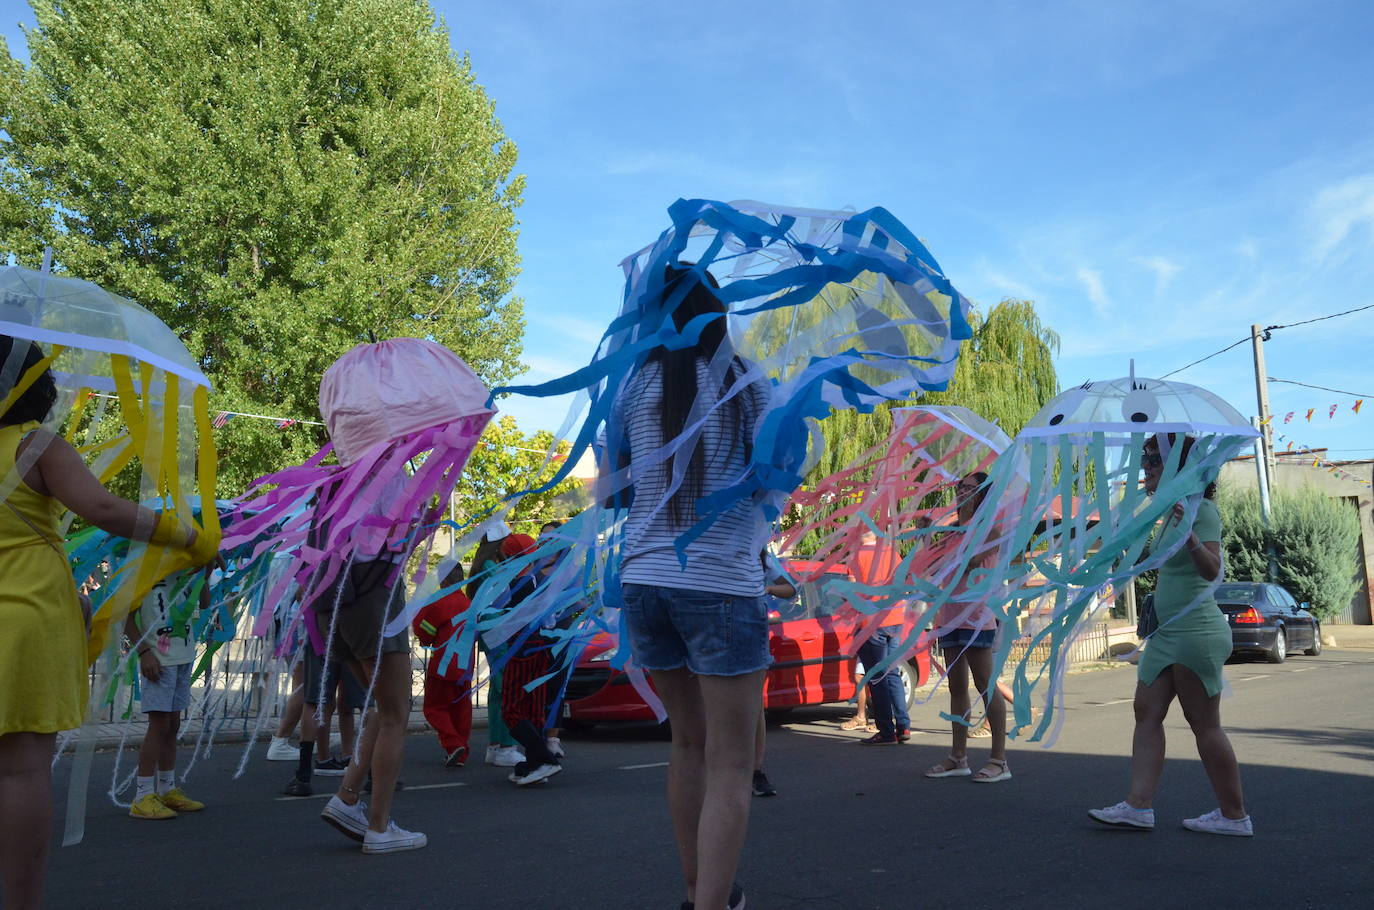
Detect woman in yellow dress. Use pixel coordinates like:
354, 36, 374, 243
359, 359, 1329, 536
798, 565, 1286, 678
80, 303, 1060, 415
0, 336, 208, 910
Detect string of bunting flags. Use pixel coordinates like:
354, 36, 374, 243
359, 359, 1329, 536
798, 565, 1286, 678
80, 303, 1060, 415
1268, 437, 1372, 486
1275, 398, 1363, 424
204, 400, 567, 459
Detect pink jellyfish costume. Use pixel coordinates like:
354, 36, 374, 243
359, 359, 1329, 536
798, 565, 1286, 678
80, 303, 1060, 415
223, 338, 494, 656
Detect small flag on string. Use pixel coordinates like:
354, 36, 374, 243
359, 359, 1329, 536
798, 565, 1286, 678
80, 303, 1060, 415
212, 411, 232, 429
276, 418, 297, 429
1329, 404, 1338, 419
1285, 441, 1294, 451
1355, 400, 1364, 415
1312, 456, 1320, 467
1283, 412, 1294, 423
1305, 408, 1314, 421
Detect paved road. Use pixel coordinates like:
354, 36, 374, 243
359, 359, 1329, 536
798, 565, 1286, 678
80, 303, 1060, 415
46, 650, 1374, 909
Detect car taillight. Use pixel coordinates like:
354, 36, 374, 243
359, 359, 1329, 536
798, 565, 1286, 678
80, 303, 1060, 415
1233, 607, 1263, 624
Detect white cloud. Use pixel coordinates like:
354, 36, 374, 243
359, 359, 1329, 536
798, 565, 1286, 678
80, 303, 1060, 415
1075, 266, 1112, 316
1308, 174, 1374, 263
1139, 256, 1180, 294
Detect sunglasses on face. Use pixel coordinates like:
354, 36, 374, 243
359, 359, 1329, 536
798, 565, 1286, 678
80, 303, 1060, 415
1141, 451, 1163, 469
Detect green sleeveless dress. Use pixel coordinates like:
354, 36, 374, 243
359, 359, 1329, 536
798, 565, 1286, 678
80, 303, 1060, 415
1137, 499, 1231, 697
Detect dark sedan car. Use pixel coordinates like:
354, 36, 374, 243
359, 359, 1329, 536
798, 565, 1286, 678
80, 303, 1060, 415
1217, 582, 1322, 663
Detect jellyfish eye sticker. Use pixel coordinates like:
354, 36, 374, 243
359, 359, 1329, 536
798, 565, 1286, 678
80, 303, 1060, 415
1121, 382, 1160, 424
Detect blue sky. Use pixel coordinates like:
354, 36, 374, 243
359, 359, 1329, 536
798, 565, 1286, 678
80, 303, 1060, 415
4, 0, 1373, 458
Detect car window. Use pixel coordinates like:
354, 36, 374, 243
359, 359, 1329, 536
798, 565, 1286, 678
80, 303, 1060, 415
800, 574, 850, 619
1275, 587, 1297, 609
1215, 584, 1260, 606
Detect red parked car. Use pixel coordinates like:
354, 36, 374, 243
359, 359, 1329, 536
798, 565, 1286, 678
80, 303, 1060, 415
560, 559, 932, 727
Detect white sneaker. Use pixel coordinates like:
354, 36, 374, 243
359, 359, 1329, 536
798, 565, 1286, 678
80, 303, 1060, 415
490, 745, 524, 767
1183, 808, 1253, 837
1088, 800, 1155, 830
320, 795, 370, 841
546, 737, 565, 758
512, 762, 563, 786
265, 737, 297, 761
362, 820, 428, 854
484, 745, 499, 764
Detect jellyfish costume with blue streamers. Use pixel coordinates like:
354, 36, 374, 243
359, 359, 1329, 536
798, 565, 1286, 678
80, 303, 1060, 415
428, 199, 976, 719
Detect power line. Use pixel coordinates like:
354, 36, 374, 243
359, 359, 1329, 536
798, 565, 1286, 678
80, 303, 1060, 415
1266, 301, 1374, 331
1268, 378, 1373, 399
1162, 301, 1373, 379
1159, 336, 1250, 379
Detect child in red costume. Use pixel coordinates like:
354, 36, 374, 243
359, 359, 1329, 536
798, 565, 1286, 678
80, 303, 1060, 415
413, 564, 475, 767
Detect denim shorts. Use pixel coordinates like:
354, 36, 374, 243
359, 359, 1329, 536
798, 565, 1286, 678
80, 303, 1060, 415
938, 627, 996, 651
621, 583, 771, 677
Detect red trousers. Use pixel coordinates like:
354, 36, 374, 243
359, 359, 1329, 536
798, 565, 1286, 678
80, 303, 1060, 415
501, 647, 552, 730
422, 672, 474, 752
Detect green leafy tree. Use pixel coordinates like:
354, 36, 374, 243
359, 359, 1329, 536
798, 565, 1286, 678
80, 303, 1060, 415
0, 0, 525, 493
1219, 485, 1362, 619
453, 416, 586, 537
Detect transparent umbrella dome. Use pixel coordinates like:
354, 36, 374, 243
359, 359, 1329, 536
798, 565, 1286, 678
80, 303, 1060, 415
0, 264, 208, 396
1019, 371, 1256, 439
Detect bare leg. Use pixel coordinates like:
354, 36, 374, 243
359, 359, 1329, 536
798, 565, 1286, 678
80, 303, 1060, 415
338, 708, 357, 759
946, 652, 971, 761
138, 712, 173, 777
274, 663, 305, 739
651, 668, 707, 905
1126, 675, 1176, 809
315, 699, 337, 762
1171, 665, 1246, 819
159, 713, 181, 772
693, 671, 764, 910
753, 706, 766, 773
338, 653, 410, 832
0, 732, 56, 910
965, 648, 1007, 766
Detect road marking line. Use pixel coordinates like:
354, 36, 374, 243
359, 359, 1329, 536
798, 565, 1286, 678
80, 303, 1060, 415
1290, 667, 1313, 672
274, 781, 467, 802
1235, 675, 1270, 682
1093, 698, 1133, 706
618, 761, 669, 770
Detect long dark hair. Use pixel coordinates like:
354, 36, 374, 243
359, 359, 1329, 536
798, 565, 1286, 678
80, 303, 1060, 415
0, 336, 57, 426
466, 533, 506, 599
1146, 434, 1217, 500
647, 265, 750, 527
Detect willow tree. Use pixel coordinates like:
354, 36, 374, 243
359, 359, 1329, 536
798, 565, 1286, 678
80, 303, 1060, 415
0, 0, 525, 492
787, 298, 1060, 551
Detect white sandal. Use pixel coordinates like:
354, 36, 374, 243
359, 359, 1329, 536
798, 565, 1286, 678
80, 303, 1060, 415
924, 755, 971, 778
971, 758, 1012, 783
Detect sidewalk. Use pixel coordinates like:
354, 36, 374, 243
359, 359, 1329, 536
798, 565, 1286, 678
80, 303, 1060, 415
1329, 623, 1374, 649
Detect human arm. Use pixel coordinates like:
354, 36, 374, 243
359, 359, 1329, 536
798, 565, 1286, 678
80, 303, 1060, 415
765, 575, 797, 600
1172, 501, 1222, 582
23, 430, 197, 546
123, 606, 162, 682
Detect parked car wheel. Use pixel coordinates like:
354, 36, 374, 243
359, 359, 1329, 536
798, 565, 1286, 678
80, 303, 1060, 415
1305, 623, 1322, 656
1266, 628, 1287, 664
897, 660, 920, 712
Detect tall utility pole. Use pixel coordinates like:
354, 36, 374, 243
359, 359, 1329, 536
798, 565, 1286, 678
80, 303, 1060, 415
1250, 327, 1279, 583
1250, 324, 1277, 488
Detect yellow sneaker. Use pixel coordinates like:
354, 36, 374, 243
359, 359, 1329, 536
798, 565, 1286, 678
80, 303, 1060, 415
129, 793, 177, 820
159, 788, 205, 812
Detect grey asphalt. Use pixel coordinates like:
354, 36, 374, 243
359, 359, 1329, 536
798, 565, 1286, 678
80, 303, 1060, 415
45, 649, 1374, 910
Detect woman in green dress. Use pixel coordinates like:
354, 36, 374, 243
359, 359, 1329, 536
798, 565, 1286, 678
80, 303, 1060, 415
1089, 434, 1251, 836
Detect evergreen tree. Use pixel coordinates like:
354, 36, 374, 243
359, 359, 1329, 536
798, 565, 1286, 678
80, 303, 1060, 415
1219, 485, 1362, 619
